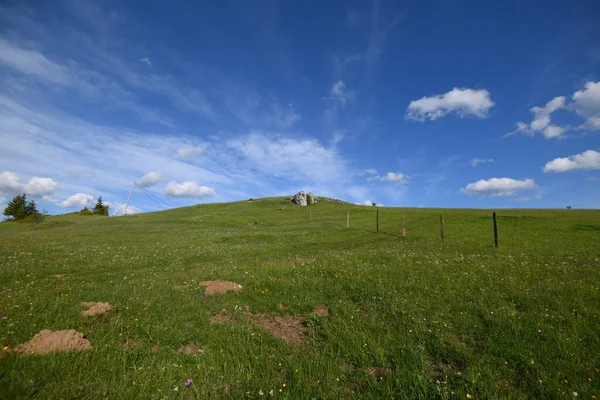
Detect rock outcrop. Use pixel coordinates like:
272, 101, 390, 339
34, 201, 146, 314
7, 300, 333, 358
291, 191, 317, 206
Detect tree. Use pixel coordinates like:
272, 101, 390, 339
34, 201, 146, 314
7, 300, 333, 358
93, 197, 109, 216
25, 199, 38, 216
3, 194, 27, 220
372, 202, 376, 207
3, 194, 39, 221
566, 205, 572, 210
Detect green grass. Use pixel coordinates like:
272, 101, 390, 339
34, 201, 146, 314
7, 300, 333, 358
0, 197, 599, 399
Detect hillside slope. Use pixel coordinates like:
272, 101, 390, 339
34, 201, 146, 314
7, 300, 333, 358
0, 198, 599, 398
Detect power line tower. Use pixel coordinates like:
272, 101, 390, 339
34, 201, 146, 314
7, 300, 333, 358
124, 181, 136, 216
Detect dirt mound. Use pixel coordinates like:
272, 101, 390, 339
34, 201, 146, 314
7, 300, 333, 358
81, 302, 112, 316
18, 329, 91, 355
200, 280, 243, 295
178, 343, 202, 355
252, 315, 307, 345
366, 367, 391, 378
210, 309, 234, 324
53, 274, 67, 278
312, 305, 329, 316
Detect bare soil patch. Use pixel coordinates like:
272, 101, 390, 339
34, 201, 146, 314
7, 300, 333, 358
200, 280, 243, 295
122, 339, 137, 351
210, 309, 234, 324
251, 315, 307, 345
81, 302, 112, 316
182, 343, 202, 355
277, 304, 288, 311
312, 305, 329, 316
18, 329, 91, 355
53, 274, 67, 278
366, 367, 391, 378
394, 244, 405, 249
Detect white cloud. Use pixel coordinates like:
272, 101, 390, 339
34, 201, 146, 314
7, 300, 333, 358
137, 172, 164, 188
470, 158, 494, 167
507, 82, 600, 139
0, 171, 22, 193
380, 172, 408, 183
460, 178, 536, 196
406, 88, 494, 121
0, 171, 57, 196
543, 150, 600, 173
571, 81, 600, 130
59, 193, 95, 208
362, 200, 374, 206
164, 181, 216, 198
177, 146, 203, 159
509, 96, 569, 139
23, 177, 58, 195
140, 57, 152, 66
367, 172, 409, 183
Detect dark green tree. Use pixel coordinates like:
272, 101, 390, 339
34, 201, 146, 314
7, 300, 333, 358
25, 199, 38, 216
93, 197, 109, 216
3, 194, 27, 220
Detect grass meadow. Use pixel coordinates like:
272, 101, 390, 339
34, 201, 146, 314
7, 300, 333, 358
0, 197, 599, 399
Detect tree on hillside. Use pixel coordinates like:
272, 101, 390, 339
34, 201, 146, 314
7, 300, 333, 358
25, 199, 38, 216
3, 194, 39, 220
93, 197, 109, 216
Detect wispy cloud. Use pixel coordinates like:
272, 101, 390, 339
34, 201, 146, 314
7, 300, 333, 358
140, 57, 152, 66
365, 0, 405, 81
470, 158, 494, 167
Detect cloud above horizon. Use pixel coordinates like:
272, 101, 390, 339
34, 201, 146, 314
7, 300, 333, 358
460, 178, 536, 196
543, 150, 600, 173
406, 88, 494, 121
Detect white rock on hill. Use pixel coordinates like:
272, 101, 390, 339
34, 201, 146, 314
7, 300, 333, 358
291, 191, 317, 206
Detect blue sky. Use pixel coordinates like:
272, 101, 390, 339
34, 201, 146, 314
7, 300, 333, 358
1, 0, 599, 215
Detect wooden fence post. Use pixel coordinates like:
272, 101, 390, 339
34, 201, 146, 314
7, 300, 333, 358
402, 213, 406, 237
346, 210, 349, 229
376, 209, 379, 233
493, 212, 499, 248
309, 206, 312, 222
440, 215, 445, 242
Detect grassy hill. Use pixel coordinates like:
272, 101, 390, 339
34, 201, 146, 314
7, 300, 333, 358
0, 198, 599, 398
